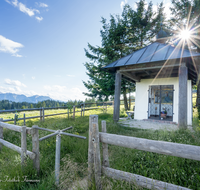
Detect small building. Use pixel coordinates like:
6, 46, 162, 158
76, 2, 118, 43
103, 30, 200, 128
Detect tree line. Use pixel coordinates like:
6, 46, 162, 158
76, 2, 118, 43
83, 0, 200, 110
0, 98, 106, 110
0, 99, 82, 110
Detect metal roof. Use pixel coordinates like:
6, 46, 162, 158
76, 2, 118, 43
103, 42, 200, 69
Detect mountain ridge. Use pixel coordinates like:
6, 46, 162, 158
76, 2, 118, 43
0, 92, 52, 103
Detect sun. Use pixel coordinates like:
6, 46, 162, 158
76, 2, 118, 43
179, 29, 191, 40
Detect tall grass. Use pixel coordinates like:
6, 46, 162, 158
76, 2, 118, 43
0, 106, 200, 189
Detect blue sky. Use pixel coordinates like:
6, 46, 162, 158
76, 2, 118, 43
0, 0, 171, 102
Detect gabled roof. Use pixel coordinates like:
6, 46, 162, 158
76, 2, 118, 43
103, 42, 200, 69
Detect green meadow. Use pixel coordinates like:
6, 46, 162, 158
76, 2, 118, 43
0, 106, 200, 189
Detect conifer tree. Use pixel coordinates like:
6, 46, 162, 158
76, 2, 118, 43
83, 1, 165, 110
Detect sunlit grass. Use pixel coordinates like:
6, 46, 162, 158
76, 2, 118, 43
0, 106, 200, 189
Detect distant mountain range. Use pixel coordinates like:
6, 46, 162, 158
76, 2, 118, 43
0, 93, 52, 103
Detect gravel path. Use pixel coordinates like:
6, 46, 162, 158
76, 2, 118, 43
118, 118, 179, 131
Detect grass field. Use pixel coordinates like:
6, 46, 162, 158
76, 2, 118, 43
0, 106, 200, 189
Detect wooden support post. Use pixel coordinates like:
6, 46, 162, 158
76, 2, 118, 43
102, 120, 109, 167
55, 133, 61, 186
21, 126, 27, 166
73, 106, 75, 119
88, 115, 98, 189
0, 118, 3, 151
32, 125, 40, 175
178, 63, 188, 129
92, 121, 101, 190
23, 113, 26, 126
42, 107, 44, 121
40, 108, 42, 122
113, 71, 122, 122
68, 108, 69, 119
14, 114, 17, 125
81, 105, 83, 117
83, 104, 85, 117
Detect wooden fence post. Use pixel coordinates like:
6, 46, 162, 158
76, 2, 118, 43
81, 105, 83, 117
92, 121, 102, 190
73, 106, 75, 119
88, 115, 98, 189
23, 113, 26, 126
0, 118, 3, 151
101, 120, 109, 167
40, 108, 42, 122
21, 126, 27, 167
83, 104, 85, 117
42, 107, 44, 121
14, 114, 17, 125
32, 125, 40, 175
55, 133, 61, 186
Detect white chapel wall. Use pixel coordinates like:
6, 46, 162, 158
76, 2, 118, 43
134, 77, 192, 125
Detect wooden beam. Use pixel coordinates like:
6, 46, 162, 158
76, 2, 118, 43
99, 132, 200, 161
178, 64, 187, 129
145, 70, 151, 75
113, 72, 121, 122
102, 167, 191, 190
120, 71, 140, 82
136, 69, 179, 78
119, 63, 180, 73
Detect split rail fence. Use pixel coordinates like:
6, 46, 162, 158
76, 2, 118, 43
0, 119, 86, 186
88, 115, 200, 190
0, 119, 38, 171
0, 101, 114, 125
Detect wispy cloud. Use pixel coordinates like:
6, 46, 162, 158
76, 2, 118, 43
35, 16, 43, 22
67, 75, 75, 77
5, 0, 46, 21
0, 35, 23, 57
120, 0, 128, 10
5, 78, 26, 87
0, 86, 39, 97
36, 2, 48, 8
44, 85, 85, 101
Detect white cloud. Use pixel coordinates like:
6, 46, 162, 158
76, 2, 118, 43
6, 0, 41, 18
5, 0, 11, 4
44, 85, 86, 101
163, 2, 172, 20
0, 86, 39, 97
37, 2, 48, 8
32, 76, 35, 80
35, 16, 43, 22
4, 79, 26, 87
120, 0, 128, 10
67, 75, 75, 77
0, 35, 23, 57
44, 85, 66, 92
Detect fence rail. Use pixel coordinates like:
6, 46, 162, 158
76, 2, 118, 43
0, 120, 37, 170
88, 115, 195, 190
0, 101, 114, 124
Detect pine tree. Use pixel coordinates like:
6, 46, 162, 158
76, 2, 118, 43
83, 1, 164, 110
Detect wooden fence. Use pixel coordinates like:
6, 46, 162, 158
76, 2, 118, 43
88, 115, 199, 190
0, 101, 114, 124
0, 120, 86, 183
0, 119, 39, 173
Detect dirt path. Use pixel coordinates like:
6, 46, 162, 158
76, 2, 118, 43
118, 119, 180, 131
